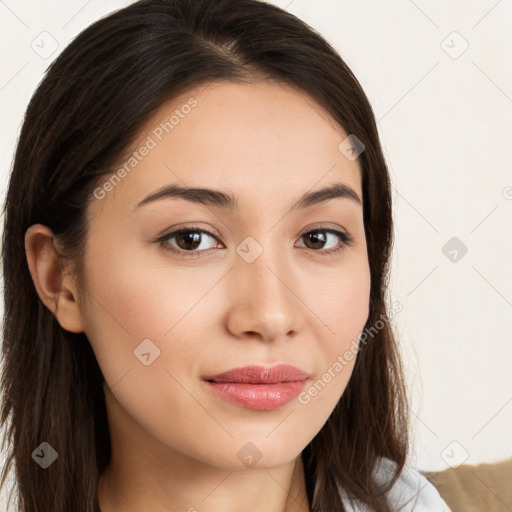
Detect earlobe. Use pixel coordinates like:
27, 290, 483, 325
24, 224, 85, 333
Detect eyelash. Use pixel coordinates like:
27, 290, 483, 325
155, 224, 354, 258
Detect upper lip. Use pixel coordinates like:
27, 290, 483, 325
203, 364, 310, 384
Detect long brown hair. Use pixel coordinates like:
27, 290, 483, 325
1, 1, 409, 510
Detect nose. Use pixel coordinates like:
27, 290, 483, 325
224, 242, 305, 342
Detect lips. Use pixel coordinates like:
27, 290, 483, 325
202, 364, 311, 410
203, 364, 309, 384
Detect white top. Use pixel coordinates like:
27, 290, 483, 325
337, 457, 452, 511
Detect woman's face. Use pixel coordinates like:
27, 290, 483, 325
80, 80, 371, 470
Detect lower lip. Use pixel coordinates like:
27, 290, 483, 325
202, 379, 308, 411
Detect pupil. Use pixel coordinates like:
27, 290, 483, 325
178, 231, 201, 250
307, 231, 326, 249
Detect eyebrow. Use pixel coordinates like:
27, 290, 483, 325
134, 182, 362, 212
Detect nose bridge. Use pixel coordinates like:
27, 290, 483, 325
236, 231, 288, 296
226, 231, 301, 339
247, 250, 283, 298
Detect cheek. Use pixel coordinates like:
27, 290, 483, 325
302, 257, 371, 401
309, 257, 371, 346
83, 234, 200, 334
80, 241, 219, 380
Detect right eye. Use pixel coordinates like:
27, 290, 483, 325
157, 227, 222, 257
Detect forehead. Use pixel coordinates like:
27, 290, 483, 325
89, 80, 363, 217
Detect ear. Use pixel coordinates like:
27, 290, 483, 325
24, 224, 85, 333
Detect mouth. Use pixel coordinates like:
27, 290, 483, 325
203, 364, 310, 384
202, 364, 310, 411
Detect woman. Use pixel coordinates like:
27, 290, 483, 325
1, 0, 451, 510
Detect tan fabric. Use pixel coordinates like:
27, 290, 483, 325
421, 458, 512, 512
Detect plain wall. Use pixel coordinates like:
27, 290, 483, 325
1, 0, 511, 507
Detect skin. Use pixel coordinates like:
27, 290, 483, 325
25, 80, 371, 512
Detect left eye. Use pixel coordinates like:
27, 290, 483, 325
157, 227, 353, 257
296, 229, 348, 251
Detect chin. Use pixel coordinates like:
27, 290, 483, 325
201, 439, 304, 471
